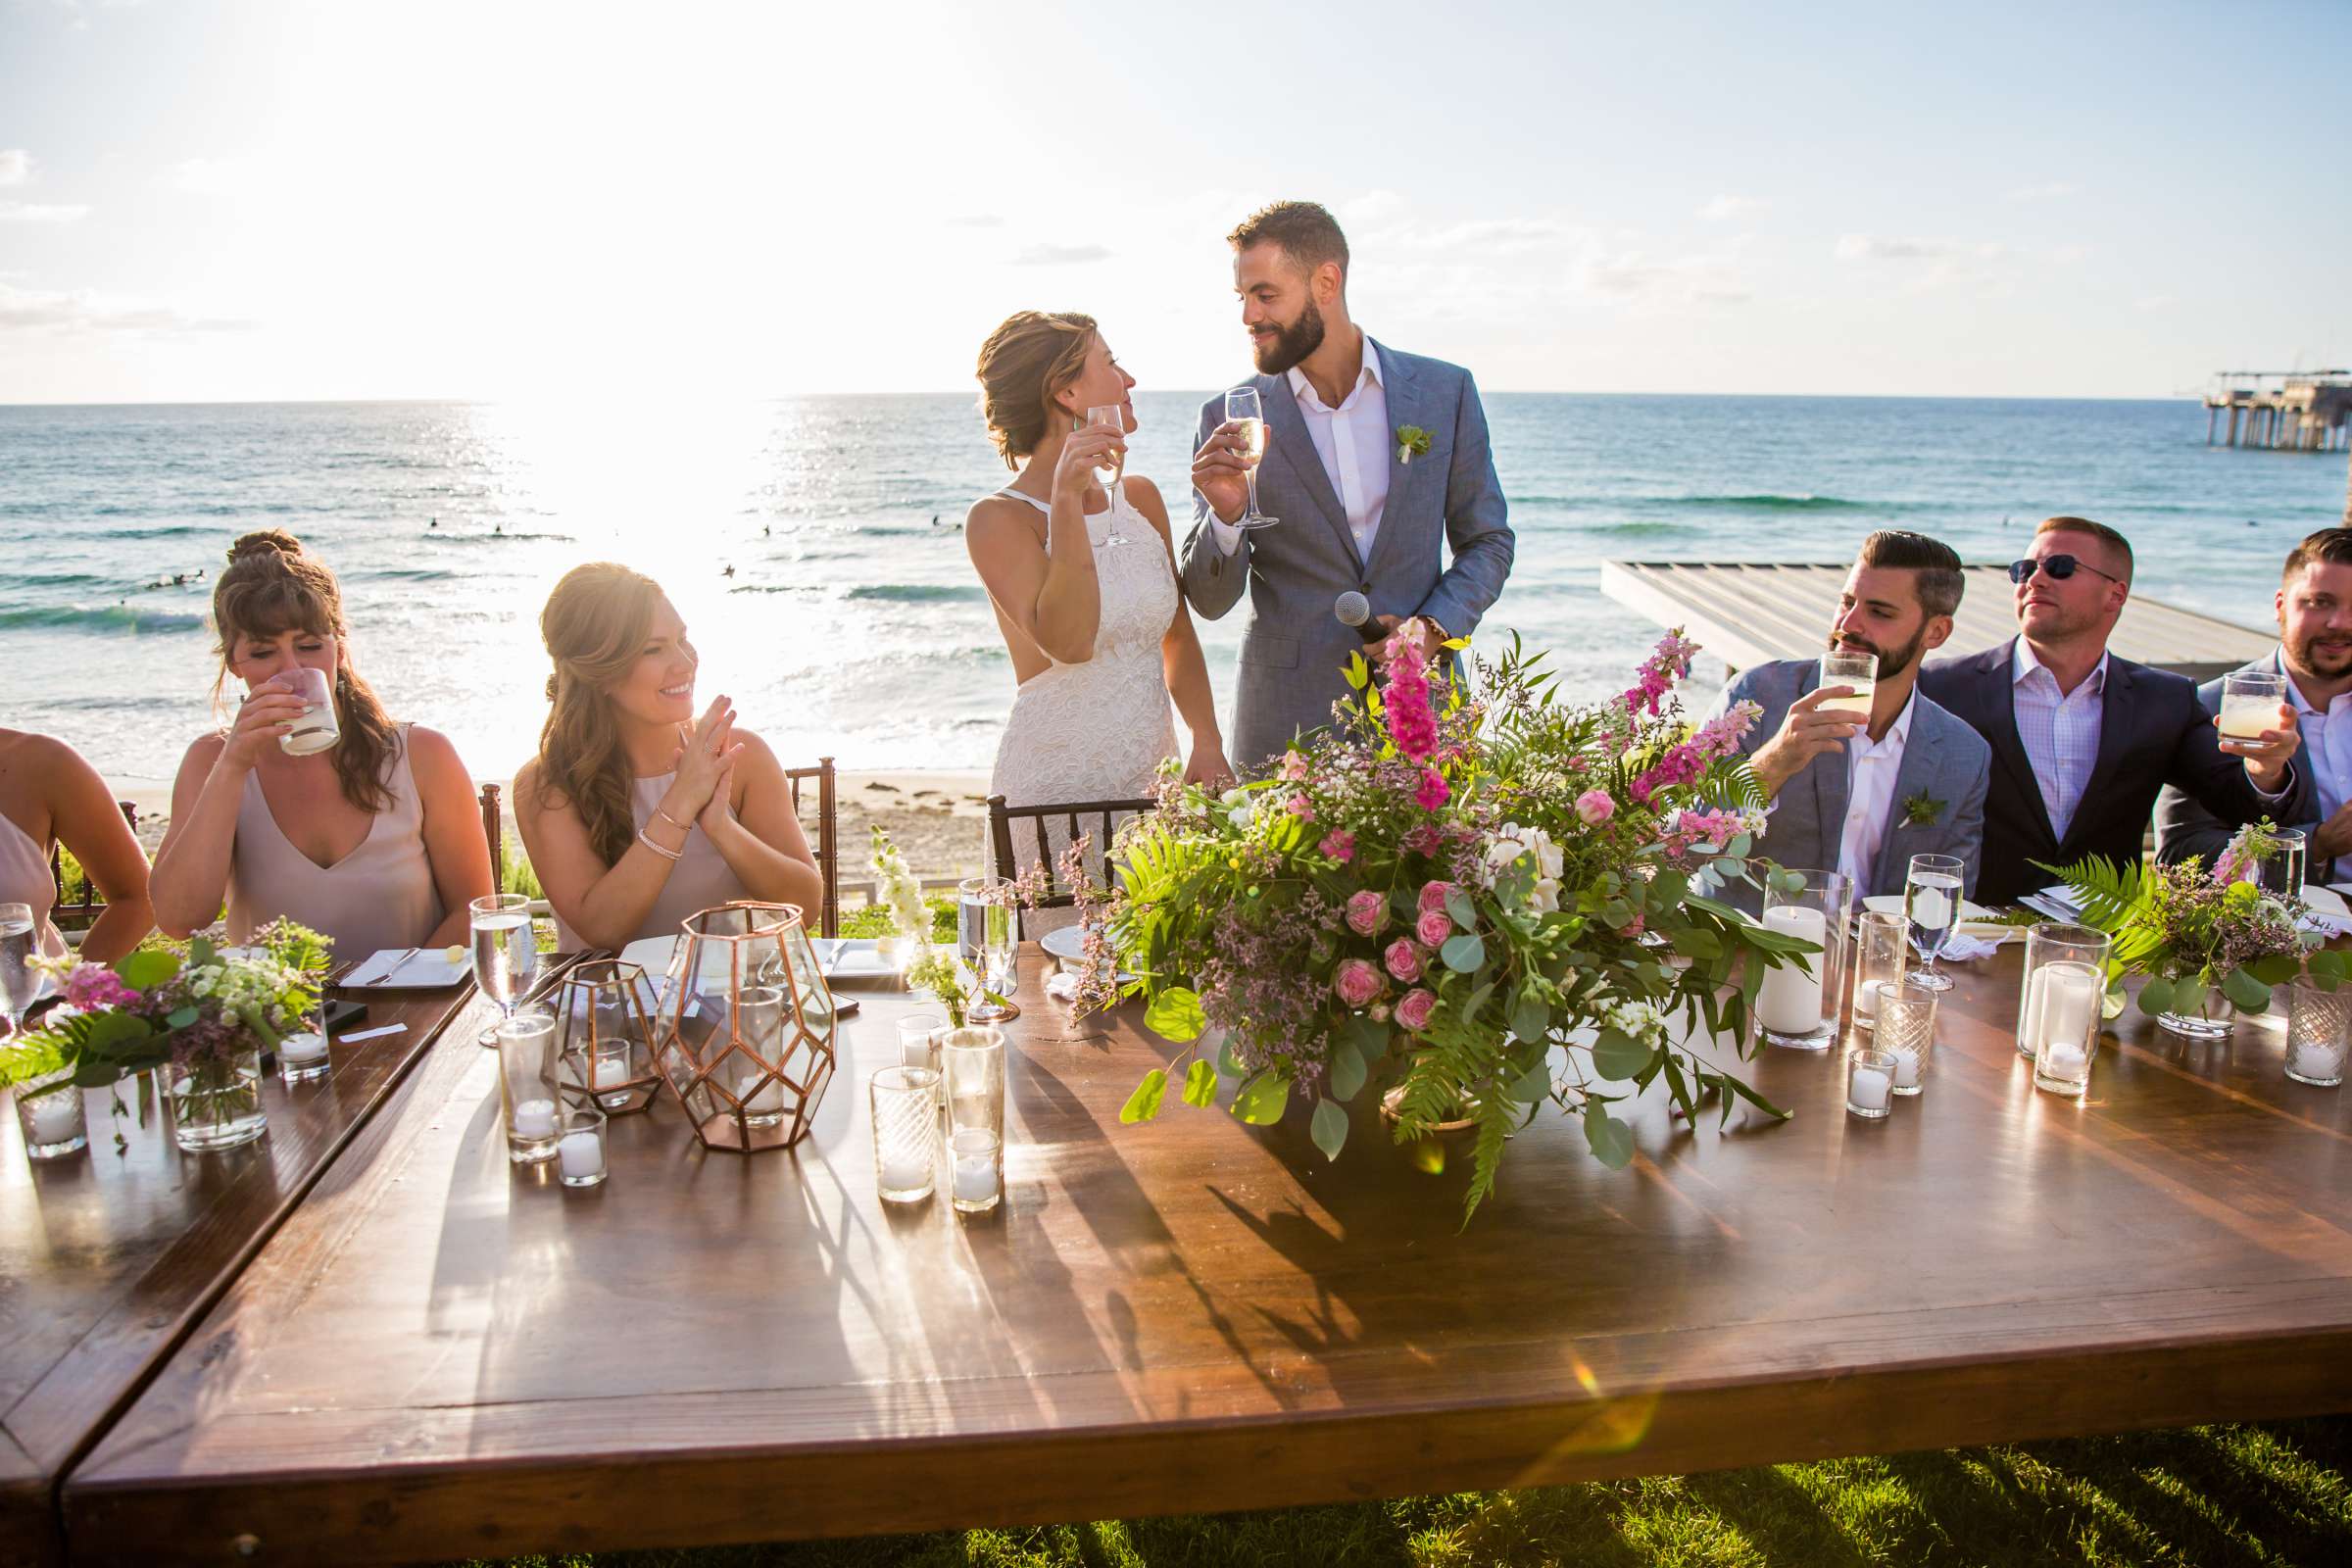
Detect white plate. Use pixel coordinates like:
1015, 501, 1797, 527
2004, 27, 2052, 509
1039, 923, 1136, 982
339, 947, 469, 990
1860, 893, 2017, 942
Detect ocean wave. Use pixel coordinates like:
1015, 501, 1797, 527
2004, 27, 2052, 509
727, 583, 824, 596
431, 529, 576, 545
843, 583, 984, 603
367, 567, 461, 582
0, 603, 209, 634
1646, 493, 1889, 513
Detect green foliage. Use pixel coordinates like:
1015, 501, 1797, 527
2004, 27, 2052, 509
2039, 846, 2309, 1015
838, 896, 955, 943
1118, 1069, 1166, 1125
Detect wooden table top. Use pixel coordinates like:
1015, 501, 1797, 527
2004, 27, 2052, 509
0, 981, 480, 1568
61, 948, 2352, 1565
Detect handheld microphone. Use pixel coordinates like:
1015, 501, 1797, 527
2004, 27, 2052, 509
1335, 590, 1388, 644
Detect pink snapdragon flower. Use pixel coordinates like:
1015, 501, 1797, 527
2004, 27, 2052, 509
1383, 938, 1424, 984
1575, 788, 1616, 825
1413, 767, 1449, 811
1345, 889, 1388, 937
1416, 908, 1452, 948
1333, 958, 1384, 1009
1396, 988, 1438, 1032
1384, 628, 1441, 763
1319, 829, 1356, 862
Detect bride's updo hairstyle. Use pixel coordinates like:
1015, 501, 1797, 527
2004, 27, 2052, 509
211, 528, 398, 812
533, 562, 662, 870
975, 310, 1098, 469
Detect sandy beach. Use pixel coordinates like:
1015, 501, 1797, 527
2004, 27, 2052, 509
120, 767, 996, 899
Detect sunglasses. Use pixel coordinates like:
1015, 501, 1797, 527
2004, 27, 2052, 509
2008, 554, 2124, 586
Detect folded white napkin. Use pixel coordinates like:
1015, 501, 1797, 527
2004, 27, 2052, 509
1936, 933, 2003, 962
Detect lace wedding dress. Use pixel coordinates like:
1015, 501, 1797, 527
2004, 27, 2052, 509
987, 485, 1177, 929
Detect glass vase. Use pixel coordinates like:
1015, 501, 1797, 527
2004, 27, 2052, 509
1755, 868, 1851, 1050
2018, 924, 2112, 1059
172, 1044, 268, 1152
2155, 982, 2233, 1043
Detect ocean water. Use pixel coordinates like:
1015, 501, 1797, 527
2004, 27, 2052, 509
0, 394, 2342, 791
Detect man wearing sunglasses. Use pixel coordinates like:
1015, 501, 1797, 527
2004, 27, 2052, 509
2158, 527, 2352, 879
1919, 516, 2304, 905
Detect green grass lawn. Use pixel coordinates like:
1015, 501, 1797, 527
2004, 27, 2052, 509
459, 1417, 2350, 1567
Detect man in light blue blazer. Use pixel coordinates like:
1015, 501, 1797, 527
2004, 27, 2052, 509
1703, 531, 1991, 900
1182, 201, 1514, 770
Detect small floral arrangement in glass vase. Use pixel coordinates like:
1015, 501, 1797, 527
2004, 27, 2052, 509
1108, 623, 1816, 1223
867, 827, 1041, 1027
0, 920, 329, 1153
2038, 821, 2341, 1041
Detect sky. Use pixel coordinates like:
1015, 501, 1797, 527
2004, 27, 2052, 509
2, 0, 2347, 405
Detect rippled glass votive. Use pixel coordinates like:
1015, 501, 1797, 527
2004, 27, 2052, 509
871, 1064, 941, 1203
2284, 977, 2350, 1088
15, 1070, 87, 1160
1876, 978, 1937, 1097
1846, 1048, 1895, 1119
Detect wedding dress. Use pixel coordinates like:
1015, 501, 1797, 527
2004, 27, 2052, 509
986, 485, 1177, 928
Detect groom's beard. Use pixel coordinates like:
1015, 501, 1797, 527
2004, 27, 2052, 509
1251, 299, 1326, 376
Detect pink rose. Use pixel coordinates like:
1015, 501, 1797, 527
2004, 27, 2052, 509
1368, 1001, 1393, 1023
1576, 788, 1616, 825
1383, 938, 1424, 984
1333, 958, 1384, 1009
1287, 793, 1315, 821
1418, 880, 1455, 916
1319, 829, 1356, 863
1416, 907, 1452, 948
1396, 987, 1438, 1032
1345, 889, 1388, 937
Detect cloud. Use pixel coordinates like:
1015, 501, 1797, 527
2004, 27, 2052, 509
1012, 243, 1111, 267
1836, 234, 2014, 295
1836, 233, 1960, 262
0, 280, 252, 335
171, 157, 266, 196
1697, 193, 1765, 221
1340, 188, 1407, 226
1581, 248, 1753, 306
0, 150, 29, 187
1395, 217, 1575, 253
0, 202, 90, 223
944, 214, 1003, 228
2007, 180, 2080, 202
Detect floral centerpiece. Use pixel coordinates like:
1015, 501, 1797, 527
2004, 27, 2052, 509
1108, 623, 1817, 1221
0, 921, 329, 1153
867, 827, 1039, 1027
2039, 821, 2342, 1039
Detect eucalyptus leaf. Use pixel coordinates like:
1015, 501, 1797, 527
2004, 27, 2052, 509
1327, 1039, 1367, 1102
1445, 891, 1478, 930
1591, 1027, 1651, 1082
166, 1006, 200, 1030
2171, 979, 2208, 1019
1346, 1011, 1390, 1061
2222, 967, 2271, 1013
1309, 1097, 1349, 1161
1216, 1033, 1247, 1079
1583, 1100, 1635, 1169
2136, 975, 2175, 1017
1509, 1062, 1552, 1103
1772, 868, 1804, 896
1119, 1068, 1168, 1124
115, 949, 178, 992
1233, 1069, 1291, 1126
1508, 994, 1548, 1043
1144, 986, 1206, 1042
1441, 933, 1486, 973
1181, 1058, 1220, 1108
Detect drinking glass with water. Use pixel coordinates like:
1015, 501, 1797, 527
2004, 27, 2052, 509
276, 666, 341, 756
470, 892, 540, 1046
0, 902, 42, 1033
1904, 853, 1965, 993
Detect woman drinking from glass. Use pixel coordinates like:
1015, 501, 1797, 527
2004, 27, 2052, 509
150, 530, 494, 957
515, 563, 824, 952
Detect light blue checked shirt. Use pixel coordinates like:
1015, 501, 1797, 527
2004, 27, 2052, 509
2012, 641, 2109, 842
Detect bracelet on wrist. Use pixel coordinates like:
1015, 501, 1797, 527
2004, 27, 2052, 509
637, 827, 684, 862
652, 805, 690, 833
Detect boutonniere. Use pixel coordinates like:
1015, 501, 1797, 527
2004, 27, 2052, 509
1902, 792, 1946, 828
1395, 424, 1432, 466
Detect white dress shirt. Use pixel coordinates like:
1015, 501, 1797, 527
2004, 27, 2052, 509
1213, 333, 1391, 561
2281, 650, 2352, 879
2012, 640, 2109, 843
1839, 689, 1916, 893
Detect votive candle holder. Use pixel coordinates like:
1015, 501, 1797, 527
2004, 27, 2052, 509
1876, 977, 1938, 1097
1846, 1047, 1895, 1119
2284, 976, 2350, 1088
871, 1064, 941, 1203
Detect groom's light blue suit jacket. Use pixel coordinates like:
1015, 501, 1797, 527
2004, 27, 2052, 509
1180, 340, 1514, 770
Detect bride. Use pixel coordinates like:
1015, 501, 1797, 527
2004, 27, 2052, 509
966, 311, 1231, 904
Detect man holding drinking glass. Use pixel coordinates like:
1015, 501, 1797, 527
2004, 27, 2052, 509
2158, 526, 2352, 880
1182, 200, 1514, 771
1919, 515, 2306, 906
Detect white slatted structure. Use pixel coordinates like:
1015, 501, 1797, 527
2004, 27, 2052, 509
1598, 561, 2273, 683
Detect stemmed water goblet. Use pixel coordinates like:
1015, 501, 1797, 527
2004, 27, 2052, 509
471, 892, 541, 1046
1904, 853, 1965, 993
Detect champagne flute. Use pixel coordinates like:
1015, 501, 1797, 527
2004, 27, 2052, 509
1904, 854, 1965, 993
1, 902, 40, 1036
471, 892, 541, 1046
1225, 388, 1279, 530
1083, 405, 1131, 549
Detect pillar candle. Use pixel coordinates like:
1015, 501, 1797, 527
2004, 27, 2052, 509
1756, 906, 1828, 1035
511, 1098, 558, 1139
2039, 967, 2100, 1057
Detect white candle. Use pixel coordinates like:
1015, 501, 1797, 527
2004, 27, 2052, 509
1912, 886, 1952, 931
880, 1152, 928, 1192
1888, 1044, 1921, 1090
2041, 1043, 2088, 1083
1756, 906, 1828, 1035
511, 1097, 557, 1139
593, 1052, 632, 1090
278, 1031, 327, 1064
558, 1130, 605, 1180
2039, 967, 2100, 1056
2287, 1040, 2342, 1081
26, 1090, 82, 1146
1854, 977, 1884, 1020
1848, 1064, 1892, 1111
955, 1151, 999, 1203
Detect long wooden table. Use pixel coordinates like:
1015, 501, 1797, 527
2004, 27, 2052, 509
59, 948, 2352, 1564
0, 982, 483, 1568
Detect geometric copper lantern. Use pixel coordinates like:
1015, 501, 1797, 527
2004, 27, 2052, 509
553, 958, 662, 1116
654, 902, 838, 1153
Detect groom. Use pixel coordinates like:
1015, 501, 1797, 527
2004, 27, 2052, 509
1184, 200, 1515, 770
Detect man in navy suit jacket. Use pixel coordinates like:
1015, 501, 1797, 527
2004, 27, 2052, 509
1918, 516, 2306, 906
